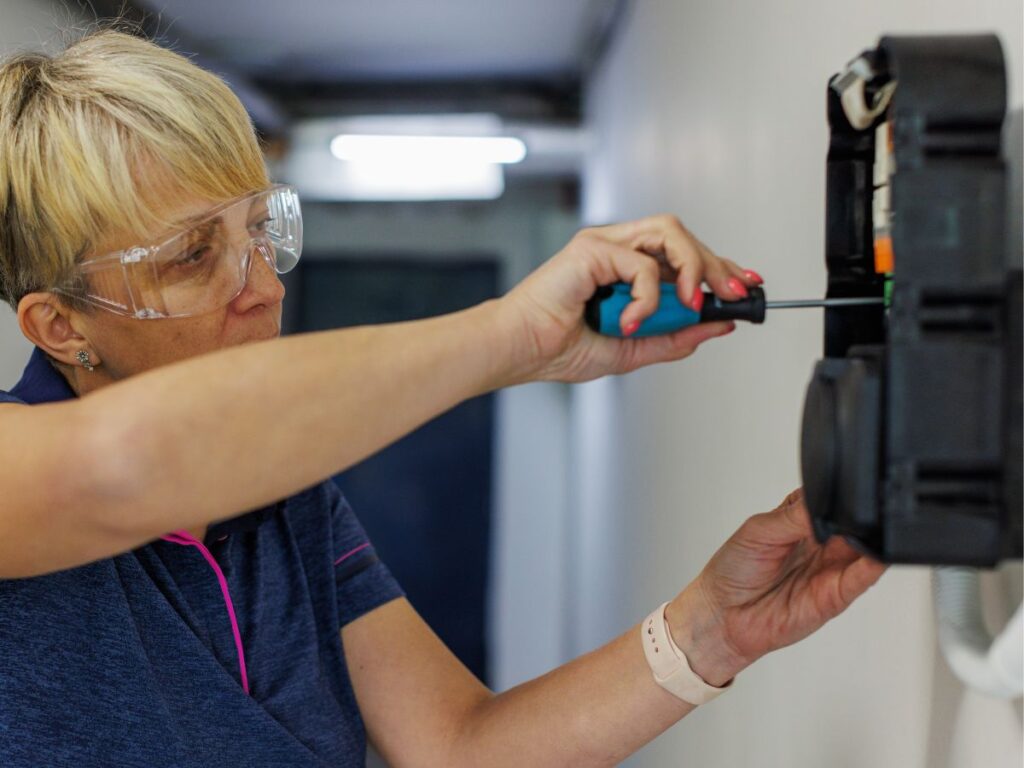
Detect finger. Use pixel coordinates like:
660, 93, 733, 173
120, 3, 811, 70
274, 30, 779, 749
628, 219, 704, 311
725, 258, 764, 287
722, 257, 763, 288
579, 234, 665, 334
720, 257, 745, 279
779, 492, 815, 539
741, 492, 814, 547
698, 242, 751, 301
584, 216, 666, 244
590, 215, 753, 309
783, 487, 805, 505
616, 321, 735, 371
589, 216, 705, 310
662, 228, 704, 312
655, 253, 677, 283
838, 556, 887, 605
624, 259, 662, 335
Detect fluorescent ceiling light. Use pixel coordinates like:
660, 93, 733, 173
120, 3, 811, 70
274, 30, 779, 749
282, 114, 532, 201
339, 156, 505, 201
330, 134, 527, 165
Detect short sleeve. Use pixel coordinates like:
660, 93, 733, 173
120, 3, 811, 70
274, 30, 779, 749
326, 481, 404, 627
0, 391, 25, 405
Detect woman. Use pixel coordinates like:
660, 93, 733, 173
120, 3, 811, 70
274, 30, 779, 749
0, 29, 883, 767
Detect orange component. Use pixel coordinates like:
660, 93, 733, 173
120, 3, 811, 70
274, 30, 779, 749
874, 235, 894, 273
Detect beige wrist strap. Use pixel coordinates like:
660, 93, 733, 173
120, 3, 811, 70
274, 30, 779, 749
641, 601, 732, 706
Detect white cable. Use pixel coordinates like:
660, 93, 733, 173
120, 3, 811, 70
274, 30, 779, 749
933, 567, 1024, 699
989, 600, 1023, 688
832, 55, 898, 130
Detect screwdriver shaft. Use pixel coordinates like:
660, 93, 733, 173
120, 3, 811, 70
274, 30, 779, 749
766, 297, 885, 309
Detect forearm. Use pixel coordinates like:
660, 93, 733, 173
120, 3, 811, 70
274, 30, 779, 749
350, 497, 879, 768
452, 581, 749, 765
453, 588, 743, 768
86, 300, 524, 546
457, 626, 688, 768
450, 495, 884, 767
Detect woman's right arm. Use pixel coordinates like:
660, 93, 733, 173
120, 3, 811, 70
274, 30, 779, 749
0, 216, 754, 578
0, 302, 518, 577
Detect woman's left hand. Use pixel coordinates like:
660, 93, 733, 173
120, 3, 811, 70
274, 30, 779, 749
666, 488, 887, 687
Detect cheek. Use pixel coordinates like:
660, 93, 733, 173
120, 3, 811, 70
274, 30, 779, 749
163, 315, 230, 359
92, 314, 229, 375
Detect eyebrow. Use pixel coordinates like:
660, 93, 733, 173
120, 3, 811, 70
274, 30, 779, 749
170, 216, 222, 245
171, 210, 220, 229
171, 198, 267, 229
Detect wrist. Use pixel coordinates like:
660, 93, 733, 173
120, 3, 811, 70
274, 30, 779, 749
664, 582, 748, 687
484, 293, 554, 387
466, 298, 538, 391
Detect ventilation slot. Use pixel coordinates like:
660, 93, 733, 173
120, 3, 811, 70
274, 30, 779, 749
915, 466, 1002, 508
918, 294, 1001, 336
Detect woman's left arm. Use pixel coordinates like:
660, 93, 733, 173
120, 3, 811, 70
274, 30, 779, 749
342, 490, 885, 768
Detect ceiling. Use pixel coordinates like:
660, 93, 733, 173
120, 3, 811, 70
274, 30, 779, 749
135, 0, 618, 84
104, 0, 626, 130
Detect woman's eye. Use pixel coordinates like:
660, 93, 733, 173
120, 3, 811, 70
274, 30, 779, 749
178, 247, 210, 266
250, 216, 273, 234
163, 246, 211, 275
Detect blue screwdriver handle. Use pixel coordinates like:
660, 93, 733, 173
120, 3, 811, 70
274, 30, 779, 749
584, 282, 766, 337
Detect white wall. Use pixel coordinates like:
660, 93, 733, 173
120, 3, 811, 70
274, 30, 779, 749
0, 0, 95, 387
580, 1, 1023, 767
292, 187, 582, 691
0, 0, 81, 388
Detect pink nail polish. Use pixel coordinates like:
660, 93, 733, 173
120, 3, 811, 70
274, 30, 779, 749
727, 277, 749, 298
623, 320, 640, 336
691, 288, 704, 313
743, 269, 764, 285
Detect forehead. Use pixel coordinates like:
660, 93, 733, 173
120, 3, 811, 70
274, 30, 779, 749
125, 154, 265, 238
93, 189, 265, 257
167, 190, 268, 231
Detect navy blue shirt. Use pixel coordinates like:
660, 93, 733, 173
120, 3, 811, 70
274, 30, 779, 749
0, 348, 404, 766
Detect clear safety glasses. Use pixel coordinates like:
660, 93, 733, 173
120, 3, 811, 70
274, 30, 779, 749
56, 184, 302, 319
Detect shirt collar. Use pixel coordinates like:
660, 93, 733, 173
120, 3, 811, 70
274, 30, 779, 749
8, 347, 276, 541
9, 347, 76, 405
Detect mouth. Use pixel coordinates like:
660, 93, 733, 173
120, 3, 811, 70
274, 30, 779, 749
232, 305, 283, 345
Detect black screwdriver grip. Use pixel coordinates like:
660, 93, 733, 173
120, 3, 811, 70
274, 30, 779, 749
700, 286, 766, 324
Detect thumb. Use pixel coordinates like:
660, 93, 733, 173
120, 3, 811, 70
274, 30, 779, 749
740, 489, 812, 547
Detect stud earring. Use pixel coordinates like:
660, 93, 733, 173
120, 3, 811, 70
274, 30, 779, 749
76, 349, 95, 372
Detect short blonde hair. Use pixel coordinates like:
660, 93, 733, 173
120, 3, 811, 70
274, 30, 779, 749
0, 28, 269, 309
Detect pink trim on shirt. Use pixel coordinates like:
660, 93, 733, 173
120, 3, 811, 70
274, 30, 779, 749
160, 531, 250, 695
333, 542, 370, 566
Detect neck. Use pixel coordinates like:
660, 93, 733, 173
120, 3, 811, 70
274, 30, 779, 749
55, 358, 114, 397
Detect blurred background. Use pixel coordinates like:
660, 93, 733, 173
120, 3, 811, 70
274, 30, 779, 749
0, 1, 1021, 766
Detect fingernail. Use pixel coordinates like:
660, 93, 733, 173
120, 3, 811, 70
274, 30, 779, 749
743, 269, 764, 285
691, 288, 704, 313
727, 277, 749, 298
623, 320, 640, 336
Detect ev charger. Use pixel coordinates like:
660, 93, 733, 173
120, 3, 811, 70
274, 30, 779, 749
801, 35, 1022, 567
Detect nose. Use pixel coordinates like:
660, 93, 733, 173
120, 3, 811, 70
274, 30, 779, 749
231, 241, 286, 313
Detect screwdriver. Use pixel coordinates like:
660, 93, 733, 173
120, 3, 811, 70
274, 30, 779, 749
584, 282, 885, 337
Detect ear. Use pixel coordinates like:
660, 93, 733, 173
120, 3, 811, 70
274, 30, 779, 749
16, 292, 101, 369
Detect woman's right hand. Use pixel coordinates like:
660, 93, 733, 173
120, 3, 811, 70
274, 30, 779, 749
497, 214, 763, 384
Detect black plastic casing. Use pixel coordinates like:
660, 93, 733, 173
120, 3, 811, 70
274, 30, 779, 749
801, 34, 1023, 566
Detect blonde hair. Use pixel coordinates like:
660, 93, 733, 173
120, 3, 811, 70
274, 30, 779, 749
0, 28, 269, 309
